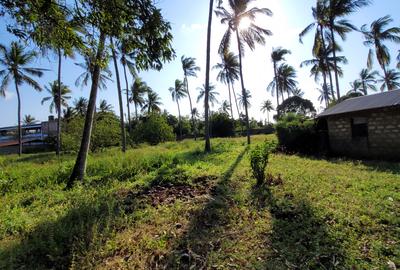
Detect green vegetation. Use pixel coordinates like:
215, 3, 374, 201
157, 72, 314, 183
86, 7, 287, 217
0, 135, 398, 269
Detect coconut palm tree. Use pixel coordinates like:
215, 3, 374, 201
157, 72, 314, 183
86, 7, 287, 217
378, 69, 400, 91
216, 0, 272, 144
238, 89, 252, 110
197, 84, 219, 108
142, 89, 162, 115
260, 100, 274, 123
181, 55, 200, 139
347, 80, 363, 95
357, 68, 378, 95
219, 100, 231, 114
317, 83, 332, 108
169, 79, 187, 141
98, 99, 113, 113
361, 16, 400, 91
292, 87, 305, 97
277, 64, 298, 100
63, 106, 75, 122
130, 77, 147, 119
73, 97, 88, 117
23, 115, 37, 125
41, 81, 72, 114
0, 42, 45, 155
270, 47, 291, 107
325, 0, 370, 98
213, 51, 241, 119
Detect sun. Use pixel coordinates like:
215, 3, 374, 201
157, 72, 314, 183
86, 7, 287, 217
238, 16, 252, 30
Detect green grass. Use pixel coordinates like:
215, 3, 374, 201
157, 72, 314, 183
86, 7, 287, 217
0, 135, 399, 269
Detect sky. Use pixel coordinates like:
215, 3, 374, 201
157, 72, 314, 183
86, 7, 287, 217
0, 0, 399, 127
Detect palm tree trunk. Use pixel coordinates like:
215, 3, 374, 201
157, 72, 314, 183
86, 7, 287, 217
227, 82, 234, 119
68, 31, 106, 185
322, 71, 329, 108
15, 80, 22, 156
232, 84, 241, 118
122, 62, 132, 133
320, 25, 336, 100
110, 37, 126, 152
56, 48, 62, 156
185, 76, 196, 140
235, 30, 251, 145
177, 100, 182, 141
273, 62, 280, 114
382, 64, 390, 91
135, 103, 138, 120
204, 0, 213, 152
330, 25, 341, 99
362, 81, 367, 95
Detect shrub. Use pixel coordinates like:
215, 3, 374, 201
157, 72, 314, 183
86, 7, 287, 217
210, 112, 235, 138
275, 113, 318, 154
132, 113, 175, 145
250, 141, 275, 186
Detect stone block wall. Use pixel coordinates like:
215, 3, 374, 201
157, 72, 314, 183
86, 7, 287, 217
326, 107, 400, 160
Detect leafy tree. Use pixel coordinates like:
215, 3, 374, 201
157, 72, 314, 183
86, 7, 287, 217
130, 77, 147, 119
0, 42, 45, 155
217, 0, 272, 144
67, 0, 174, 184
260, 100, 274, 123
378, 69, 400, 91
23, 114, 37, 125
142, 89, 163, 115
132, 113, 174, 145
276, 96, 316, 118
361, 16, 400, 91
181, 55, 200, 139
357, 68, 378, 95
270, 47, 291, 108
324, 0, 370, 98
41, 81, 72, 114
213, 51, 240, 119
210, 111, 235, 138
98, 99, 113, 113
169, 79, 187, 141
73, 97, 88, 117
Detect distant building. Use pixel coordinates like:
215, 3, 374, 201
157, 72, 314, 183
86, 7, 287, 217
0, 116, 57, 154
317, 90, 400, 160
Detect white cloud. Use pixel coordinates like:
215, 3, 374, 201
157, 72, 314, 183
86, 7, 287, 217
4, 90, 14, 101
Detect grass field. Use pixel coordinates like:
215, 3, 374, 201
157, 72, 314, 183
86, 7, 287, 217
0, 135, 399, 269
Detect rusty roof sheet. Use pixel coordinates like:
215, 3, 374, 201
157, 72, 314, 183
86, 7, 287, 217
318, 90, 400, 117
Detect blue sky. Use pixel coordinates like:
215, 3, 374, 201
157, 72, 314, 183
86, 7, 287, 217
0, 0, 399, 126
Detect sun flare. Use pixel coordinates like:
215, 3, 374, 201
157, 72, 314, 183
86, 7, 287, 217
238, 16, 252, 30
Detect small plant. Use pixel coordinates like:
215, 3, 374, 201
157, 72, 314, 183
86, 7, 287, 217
250, 141, 275, 186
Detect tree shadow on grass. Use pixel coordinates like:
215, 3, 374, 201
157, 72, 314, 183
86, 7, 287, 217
251, 184, 346, 269
162, 147, 249, 269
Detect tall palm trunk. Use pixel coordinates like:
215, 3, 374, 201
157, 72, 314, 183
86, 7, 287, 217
362, 81, 367, 95
273, 61, 280, 113
381, 63, 390, 91
320, 25, 336, 100
184, 76, 196, 140
111, 37, 126, 152
15, 80, 22, 156
134, 103, 138, 120
177, 100, 182, 141
330, 24, 341, 99
232, 84, 241, 118
322, 70, 329, 108
227, 82, 234, 119
204, 0, 213, 152
56, 48, 62, 156
122, 62, 132, 132
69, 32, 106, 185
236, 30, 251, 145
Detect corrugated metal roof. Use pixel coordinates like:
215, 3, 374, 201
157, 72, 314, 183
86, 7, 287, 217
0, 123, 42, 131
318, 90, 400, 117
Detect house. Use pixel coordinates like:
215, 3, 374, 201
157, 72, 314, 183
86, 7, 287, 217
317, 90, 400, 160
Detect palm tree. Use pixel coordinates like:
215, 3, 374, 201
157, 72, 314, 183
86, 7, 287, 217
292, 87, 305, 97
347, 80, 363, 95
325, 0, 370, 98
181, 55, 200, 139
260, 100, 274, 123
213, 51, 240, 119
23, 115, 37, 125
142, 89, 162, 114
63, 106, 75, 122
270, 47, 291, 108
277, 64, 298, 99
0, 42, 45, 155
238, 89, 252, 110
73, 97, 88, 117
317, 83, 332, 108
361, 16, 400, 91
41, 81, 72, 114
378, 69, 400, 91
216, 0, 272, 144
98, 99, 113, 113
169, 79, 187, 140
219, 100, 231, 114
130, 77, 147, 119
197, 84, 219, 108
397, 50, 400, 69
357, 68, 378, 95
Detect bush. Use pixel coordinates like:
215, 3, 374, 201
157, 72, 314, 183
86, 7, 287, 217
210, 112, 235, 138
132, 113, 175, 145
275, 113, 318, 154
250, 141, 275, 186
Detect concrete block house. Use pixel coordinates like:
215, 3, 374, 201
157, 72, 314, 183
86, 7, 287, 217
317, 90, 400, 160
